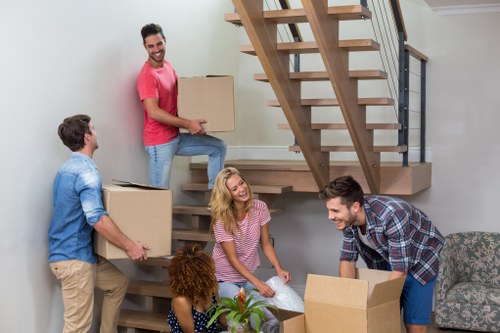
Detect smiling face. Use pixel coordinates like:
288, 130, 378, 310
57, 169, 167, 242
225, 174, 250, 205
144, 33, 166, 67
325, 197, 363, 231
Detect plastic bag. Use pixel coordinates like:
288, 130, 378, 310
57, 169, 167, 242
265, 276, 304, 313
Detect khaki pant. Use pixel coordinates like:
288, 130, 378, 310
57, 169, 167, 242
50, 257, 128, 333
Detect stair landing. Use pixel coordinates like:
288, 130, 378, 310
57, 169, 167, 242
189, 160, 431, 195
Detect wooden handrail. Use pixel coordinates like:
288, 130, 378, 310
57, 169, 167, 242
405, 44, 428, 62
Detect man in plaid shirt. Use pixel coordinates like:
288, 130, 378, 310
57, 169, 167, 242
319, 175, 444, 333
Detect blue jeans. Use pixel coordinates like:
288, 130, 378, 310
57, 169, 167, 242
145, 133, 226, 189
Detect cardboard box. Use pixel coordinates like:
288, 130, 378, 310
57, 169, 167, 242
304, 268, 405, 333
177, 75, 235, 132
94, 181, 172, 260
269, 308, 305, 333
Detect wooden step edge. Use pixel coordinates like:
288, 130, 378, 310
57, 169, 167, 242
278, 123, 401, 130
289, 145, 408, 153
254, 70, 387, 82
173, 204, 283, 216
118, 309, 170, 332
240, 39, 379, 55
268, 97, 394, 107
139, 257, 171, 268
224, 5, 371, 25
127, 280, 171, 298
181, 183, 293, 194
173, 229, 215, 242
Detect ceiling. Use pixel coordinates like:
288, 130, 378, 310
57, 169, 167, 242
424, 0, 500, 15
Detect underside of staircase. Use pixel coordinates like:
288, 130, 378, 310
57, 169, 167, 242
226, 0, 431, 195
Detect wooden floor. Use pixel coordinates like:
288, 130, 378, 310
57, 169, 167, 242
404, 320, 474, 333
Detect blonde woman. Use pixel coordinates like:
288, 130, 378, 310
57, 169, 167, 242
210, 167, 291, 303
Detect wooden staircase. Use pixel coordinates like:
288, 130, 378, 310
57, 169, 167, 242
226, 0, 431, 194
117, 1, 431, 331
118, 258, 171, 332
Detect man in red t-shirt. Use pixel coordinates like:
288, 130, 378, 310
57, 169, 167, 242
137, 23, 226, 189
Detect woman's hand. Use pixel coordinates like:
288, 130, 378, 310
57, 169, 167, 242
255, 280, 276, 298
277, 268, 292, 284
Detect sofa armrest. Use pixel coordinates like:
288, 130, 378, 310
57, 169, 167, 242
434, 242, 459, 301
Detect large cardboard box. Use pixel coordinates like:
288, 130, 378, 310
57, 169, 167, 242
269, 308, 305, 333
177, 75, 235, 132
304, 268, 405, 333
94, 181, 172, 260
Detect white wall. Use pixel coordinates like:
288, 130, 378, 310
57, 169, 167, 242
1, 0, 500, 331
0, 1, 237, 332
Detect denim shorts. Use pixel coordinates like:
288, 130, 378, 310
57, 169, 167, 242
401, 274, 436, 325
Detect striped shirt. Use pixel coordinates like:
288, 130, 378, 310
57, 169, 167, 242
212, 200, 271, 282
340, 195, 445, 285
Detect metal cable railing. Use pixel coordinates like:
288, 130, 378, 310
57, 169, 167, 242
364, 0, 428, 165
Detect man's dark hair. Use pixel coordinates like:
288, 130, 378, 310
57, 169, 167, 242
58, 114, 92, 152
318, 175, 364, 208
141, 23, 165, 44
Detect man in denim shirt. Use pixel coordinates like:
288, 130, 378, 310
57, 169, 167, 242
48, 114, 150, 333
319, 176, 444, 333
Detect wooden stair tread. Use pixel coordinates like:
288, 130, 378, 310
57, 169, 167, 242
240, 39, 380, 55
225, 5, 371, 24
268, 97, 394, 107
127, 280, 171, 298
254, 70, 387, 82
187, 160, 431, 195
139, 257, 171, 268
173, 229, 214, 242
289, 145, 408, 153
173, 204, 283, 216
181, 183, 292, 194
118, 309, 170, 331
279, 123, 401, 130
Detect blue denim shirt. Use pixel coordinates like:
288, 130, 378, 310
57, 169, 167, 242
48, 152, 108, 263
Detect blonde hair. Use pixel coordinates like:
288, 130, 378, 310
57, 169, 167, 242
210, 167, 254, 235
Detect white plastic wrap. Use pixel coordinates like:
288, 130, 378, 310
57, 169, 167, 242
265, 276, 304, 313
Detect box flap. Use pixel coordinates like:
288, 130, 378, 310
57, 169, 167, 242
356, 268, 405, 307
111, 179, 167, 190
280, 313, 304, 333
304, 274, 368, 308
269, 307, 303, 321
367, 276, 405, 307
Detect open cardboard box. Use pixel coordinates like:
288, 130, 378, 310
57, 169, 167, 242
178, 75, 235, 132
304, 268, 405, 333
269, 307, 305, 333
94, 180, 172, 260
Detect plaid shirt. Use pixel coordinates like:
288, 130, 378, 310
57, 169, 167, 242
340, 195, 445, 285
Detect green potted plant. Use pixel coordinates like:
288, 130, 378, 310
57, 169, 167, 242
206, 287, 275, 333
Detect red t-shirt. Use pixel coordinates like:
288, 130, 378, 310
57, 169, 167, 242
137, 60, 179, 146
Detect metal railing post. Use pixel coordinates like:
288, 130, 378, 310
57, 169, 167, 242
397, 32, 409, 167
420, 60, 427, 163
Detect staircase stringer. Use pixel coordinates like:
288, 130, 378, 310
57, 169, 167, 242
233, 0, 330, 190
301, 0, 381, 194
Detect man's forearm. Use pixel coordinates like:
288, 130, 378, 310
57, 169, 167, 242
94, 215, 135, 252
339, 260, 356, 278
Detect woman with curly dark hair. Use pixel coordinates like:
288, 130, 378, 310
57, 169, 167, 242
167, 243, 224, 333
